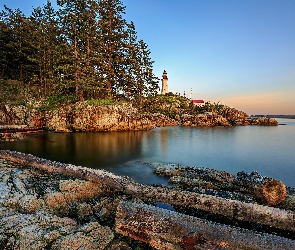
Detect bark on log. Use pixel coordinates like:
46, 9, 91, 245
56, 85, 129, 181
151, 163, 287, 206
151, 162, 235, 184
116, 201, 295, 250
234, 171, 287, 206
0, 150, 294, 232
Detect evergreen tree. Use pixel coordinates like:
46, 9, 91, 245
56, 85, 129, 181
0, 9, 13, 79
57, 0, 104, 100
30, 1, 62, 96
96, 0, 129, 97
131, 39, 159, 109
1, 0, 160, 103
77, 0, 102, 98
57, 0, 83, 100
122, 21, 138, 99
0, 6, 36, 81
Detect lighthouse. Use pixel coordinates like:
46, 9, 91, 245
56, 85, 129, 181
161, 70, 168, 95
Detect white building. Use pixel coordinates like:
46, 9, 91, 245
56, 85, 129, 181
161, 70, 168, 94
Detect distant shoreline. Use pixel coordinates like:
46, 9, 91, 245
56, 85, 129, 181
251, 115, 295, 119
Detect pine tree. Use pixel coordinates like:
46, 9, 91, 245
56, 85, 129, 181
131, 39, 159, 109
0, 9, 13, 79
0, 6, 35, 81
30, 1, 62, 96
1, 0, 160, 103
96, 0, 129, 97
77, 0, 102, 99
57, 0, 81, 100
57, 0, 105, 100
122, 21, 138, 100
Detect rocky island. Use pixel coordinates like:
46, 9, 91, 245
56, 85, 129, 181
0, 96, 278, 142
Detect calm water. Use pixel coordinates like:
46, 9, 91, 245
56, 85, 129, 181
1, 118, 295, 187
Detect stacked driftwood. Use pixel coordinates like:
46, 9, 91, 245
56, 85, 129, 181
0, 150, 294, 249
0, 125, 44, 141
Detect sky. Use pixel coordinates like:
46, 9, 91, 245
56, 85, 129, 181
1, 0, 295, 115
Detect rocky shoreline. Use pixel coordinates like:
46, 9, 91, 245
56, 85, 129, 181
0, 150, 294, 249
0, 154, 150, 249
0, 101, 278, 141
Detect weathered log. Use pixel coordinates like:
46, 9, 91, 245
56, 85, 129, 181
0, 150, 128, 191
151, 162, 235, 184
116, 201, 295, 250
169, 175, 217, 189
234, 171, 287, 206
276, 197, 295, 213
151, 163, 287, 206
0, 127, 44, 133
0, 150, 295, 232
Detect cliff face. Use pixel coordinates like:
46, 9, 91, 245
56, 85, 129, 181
0, 102, 179, 132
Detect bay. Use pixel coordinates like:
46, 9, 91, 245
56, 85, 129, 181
1, 118, 294, 187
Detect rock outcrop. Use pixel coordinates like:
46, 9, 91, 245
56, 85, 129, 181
181, 105, 253, 127
0, 101, 278, 132
0, 157, 150, 249
250, 116, 278, 126
181, 113, 232, 127
0, 102, 179, 133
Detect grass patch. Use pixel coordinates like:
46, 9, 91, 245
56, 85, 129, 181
87, 99, 116, 106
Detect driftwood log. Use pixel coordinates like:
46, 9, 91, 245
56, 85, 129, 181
151, 162, 235, 184
0, 150, 294, 232
116, 201, 295, 250
151, 163, 287, 206
233, 171, 287, 206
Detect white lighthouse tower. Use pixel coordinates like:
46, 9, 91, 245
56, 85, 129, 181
161, 70, 168, 95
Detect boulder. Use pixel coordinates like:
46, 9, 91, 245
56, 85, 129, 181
251, 117, 278, 126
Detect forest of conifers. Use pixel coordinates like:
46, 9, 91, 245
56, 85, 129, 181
0, 0, 160, 103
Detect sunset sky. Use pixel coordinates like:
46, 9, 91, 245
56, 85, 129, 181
2, 0, 295, 115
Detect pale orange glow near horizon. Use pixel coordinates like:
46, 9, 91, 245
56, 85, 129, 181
222, 89, 295, 115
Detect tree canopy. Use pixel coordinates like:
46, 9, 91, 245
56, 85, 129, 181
0, 0, 159, 105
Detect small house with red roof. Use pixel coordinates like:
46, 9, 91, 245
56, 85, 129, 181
192, 100, 205, 106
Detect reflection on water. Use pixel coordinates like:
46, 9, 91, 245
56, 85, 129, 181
1, 120, 295, 187
0, 131, 144, 168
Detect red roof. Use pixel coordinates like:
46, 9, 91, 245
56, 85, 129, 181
192, 100, 204, 103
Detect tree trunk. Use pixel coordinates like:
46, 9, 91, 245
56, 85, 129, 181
0, 150, 294, 232
75, 84, 84, 102
19, 62, 23, 81
116, 201, 295, 250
